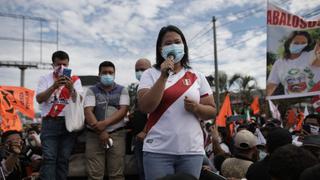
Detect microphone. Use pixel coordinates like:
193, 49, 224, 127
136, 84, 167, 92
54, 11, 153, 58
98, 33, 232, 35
166, 52, 175, 75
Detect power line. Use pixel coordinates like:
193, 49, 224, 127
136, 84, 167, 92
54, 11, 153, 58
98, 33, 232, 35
190, 6, 264, 45
188, 22, 211, 42
217, 7, 264, 28
189, 5, 263, 43
302, 7, 320, 18
218, 32, 265, 52
190, 25, 266, 52
217, 25, 265, 37
190, 31, 265, 60
191, 52, 266, 64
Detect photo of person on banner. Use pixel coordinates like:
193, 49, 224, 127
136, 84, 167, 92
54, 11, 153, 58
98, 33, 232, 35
267, 30, 320, 96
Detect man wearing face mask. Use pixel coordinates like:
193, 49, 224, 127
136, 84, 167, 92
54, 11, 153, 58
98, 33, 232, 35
36, 50, 83, 180
84, 61, 129, 180
246, 128, 292, 180
0, 130, 29, 180
267, 31, 320, 96
303, 114, 320, 136
127, 58, 151, 180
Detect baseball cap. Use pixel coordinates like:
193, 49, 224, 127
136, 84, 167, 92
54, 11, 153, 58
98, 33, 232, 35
234, 129, 257, 149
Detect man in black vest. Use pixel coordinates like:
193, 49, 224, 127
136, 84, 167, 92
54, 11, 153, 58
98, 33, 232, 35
127, 58, 151, 180
84, 61, 129, 180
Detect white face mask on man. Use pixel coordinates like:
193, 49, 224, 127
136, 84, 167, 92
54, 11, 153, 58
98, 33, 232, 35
53, 65, 66, 77
310, 125, 320, 135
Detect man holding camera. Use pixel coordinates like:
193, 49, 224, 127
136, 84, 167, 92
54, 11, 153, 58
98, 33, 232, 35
0, 130, 28, 180
36, 50, 83, 180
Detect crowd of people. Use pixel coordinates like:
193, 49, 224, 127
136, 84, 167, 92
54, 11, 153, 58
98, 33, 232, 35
0, 25, 319, 180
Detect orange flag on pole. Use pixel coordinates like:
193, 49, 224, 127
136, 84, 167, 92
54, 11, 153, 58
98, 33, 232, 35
216, 94, 232, 127
0, 95, 23, 132
295, 111, 305, 131
0, 86, 35, 119
250, 96, 260, 115
286, 109, 296, 127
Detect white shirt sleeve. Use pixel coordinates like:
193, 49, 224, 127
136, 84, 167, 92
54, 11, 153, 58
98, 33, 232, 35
84, 88, 96, 108
36, 76, 48, 95
138, 68, 155, 91
268, 59, 281, 84
198, 72, 213, 97
119, 87, 130, 106
73, 78, 84, 97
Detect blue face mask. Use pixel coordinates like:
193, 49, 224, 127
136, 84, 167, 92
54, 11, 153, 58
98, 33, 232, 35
289, 43, 307, 54
100, 74, 114, 86
135, 71, 143, 81
161, 43, 185, 64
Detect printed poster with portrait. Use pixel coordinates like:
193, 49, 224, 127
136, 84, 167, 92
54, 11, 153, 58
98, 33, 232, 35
267, 3, 320, 100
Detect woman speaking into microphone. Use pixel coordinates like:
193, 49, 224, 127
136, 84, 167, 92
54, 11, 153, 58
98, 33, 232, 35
137, 25, 216, 180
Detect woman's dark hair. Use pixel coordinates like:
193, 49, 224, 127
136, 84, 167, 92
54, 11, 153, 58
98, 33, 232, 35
99, 61, 115, 74
283, 31, 314, 59
155, 25, 190, 69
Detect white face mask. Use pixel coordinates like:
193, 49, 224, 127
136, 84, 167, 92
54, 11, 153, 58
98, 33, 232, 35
135, 71, 143, 81
310, 125, 320, 135
53, 65, 65, 77
258, 150, 267, 161
161, 43, 185, 64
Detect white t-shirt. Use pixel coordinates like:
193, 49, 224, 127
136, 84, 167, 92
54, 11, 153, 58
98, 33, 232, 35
83, 84, 130, 132
36, 73, 83, 117
268, 50, 320, 94
138, 67, 212, 155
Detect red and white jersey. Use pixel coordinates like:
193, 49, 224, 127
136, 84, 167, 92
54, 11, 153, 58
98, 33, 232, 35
36, 73, 83, 117
138, 67, 212, 155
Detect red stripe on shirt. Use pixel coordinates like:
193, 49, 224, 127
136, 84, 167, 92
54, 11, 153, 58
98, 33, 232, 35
200, 93, 209, 98
146, 71, 198, 132
47, 76, 79, 117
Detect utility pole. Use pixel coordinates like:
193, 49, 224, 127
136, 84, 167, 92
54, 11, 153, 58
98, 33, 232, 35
212, 16, 220, 113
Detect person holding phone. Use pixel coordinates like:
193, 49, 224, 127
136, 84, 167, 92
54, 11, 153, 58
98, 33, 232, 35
138, 25, 216, 180
36, 50, 83, 180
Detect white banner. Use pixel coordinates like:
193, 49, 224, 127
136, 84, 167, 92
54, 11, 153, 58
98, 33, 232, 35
267, 3, 320, 99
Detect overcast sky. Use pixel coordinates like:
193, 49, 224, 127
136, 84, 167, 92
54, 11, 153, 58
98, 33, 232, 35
0, 0, 319, 95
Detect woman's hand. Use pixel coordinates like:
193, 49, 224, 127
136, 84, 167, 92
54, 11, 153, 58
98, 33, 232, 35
184, 96, 199, 114
136, 131, 147, 141
160, 58, 174, 77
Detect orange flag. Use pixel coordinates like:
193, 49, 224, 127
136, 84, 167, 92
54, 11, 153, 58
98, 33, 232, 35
0, 95, 22, 132
0, 86, 35, 119
295, 111, 305, 131
250, 96, 260, 115
286, 109, 296, 128
216, 94, 232, 127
